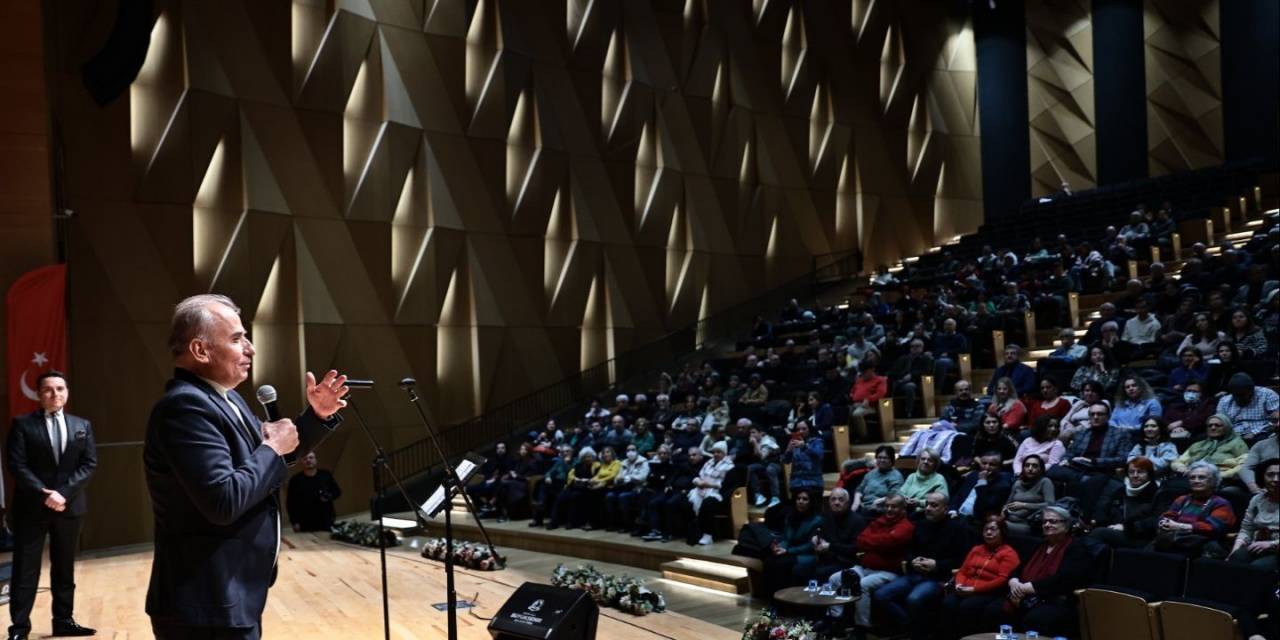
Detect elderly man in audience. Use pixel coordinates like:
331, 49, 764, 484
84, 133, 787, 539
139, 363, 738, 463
1218, 373, 1280, 445
1241, 412, 1280, 495
939, 516, 1020, 640
1153, 461, 1237, 558
981, 505, 1093, 638
1089, 456, 1162, 548
641, 447, 701, 542
1230, 458, 1279, 569
686, 441, 734, 546
812, 488, 865, 581
900, 449, 949, 509
874, 492, 971, 640
820, 494, 914, 640
950, 451, 1013, 522
941, 380, 985, 434
986, 345, 1036, 399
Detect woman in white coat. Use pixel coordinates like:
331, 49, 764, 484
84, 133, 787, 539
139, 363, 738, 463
688, 441, 735, 545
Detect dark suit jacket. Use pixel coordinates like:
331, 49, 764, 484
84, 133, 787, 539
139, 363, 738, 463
7, 410, 97, 518
144, 368, 340, 627
949, 470, 1014, 518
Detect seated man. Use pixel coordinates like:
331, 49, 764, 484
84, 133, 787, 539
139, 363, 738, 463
873, 492, 971, 640
604, 443, 650, 532
1040, 328, 1087, 375
812, 488, 865, 580
848, 362, 888, 443
887, 339, 934, 419
820, 494, 915, 640
941, 380, 984, 434
745, 423, 783, 507
1116, 298, 1163, 362
1048, 402, 1132, 487
1218, 373, 1280, 445
949, 451, 1014, 522
640, 448, 701, 542
931, 318, 969, 388
1240, 412, 1279, 496
985, 345, 1036, 399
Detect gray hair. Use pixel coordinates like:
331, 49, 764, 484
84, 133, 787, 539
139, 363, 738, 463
828, 487, 850, 501
168, 294, 239, 357
1187, 460, 1221, 488
919, 447, 941, 464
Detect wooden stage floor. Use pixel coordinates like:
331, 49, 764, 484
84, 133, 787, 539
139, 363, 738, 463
8, 531, 744, 639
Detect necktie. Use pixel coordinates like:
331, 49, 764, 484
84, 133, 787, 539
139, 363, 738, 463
50, 414, 63, 464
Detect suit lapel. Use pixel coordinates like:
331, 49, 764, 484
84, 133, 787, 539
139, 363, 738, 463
30, 411, 58, 466
203, 386, 257, 452
228, 391, 263, 446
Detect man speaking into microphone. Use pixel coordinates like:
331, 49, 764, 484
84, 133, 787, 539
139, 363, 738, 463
144, 294, 348, 639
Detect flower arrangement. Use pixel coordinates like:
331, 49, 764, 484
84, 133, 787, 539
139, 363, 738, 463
551, 564, 667, 616
330, 519, 400, 548
420, 538, 505, 571
741, 610, 816, 640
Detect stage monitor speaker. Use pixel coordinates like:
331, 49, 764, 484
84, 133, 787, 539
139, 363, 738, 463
487, 582, 597, 640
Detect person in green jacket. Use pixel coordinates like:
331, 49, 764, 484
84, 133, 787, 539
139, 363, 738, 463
762, 488, 825, 594
1172, 414, 1250, 480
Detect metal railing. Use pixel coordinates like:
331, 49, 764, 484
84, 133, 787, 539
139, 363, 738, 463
377, 250, 861, 489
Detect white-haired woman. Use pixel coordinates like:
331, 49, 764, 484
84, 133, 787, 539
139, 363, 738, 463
1153, 461, 1237, 558
687, 441, 734, 545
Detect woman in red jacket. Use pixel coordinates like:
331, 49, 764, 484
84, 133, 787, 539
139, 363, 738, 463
939, 516, 1020, 639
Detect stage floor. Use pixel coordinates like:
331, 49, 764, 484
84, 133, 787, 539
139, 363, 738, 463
8, 531, 744, 639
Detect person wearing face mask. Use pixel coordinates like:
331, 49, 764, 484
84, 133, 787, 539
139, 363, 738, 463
1003, 455, 1056, 536
1089, 457, 1162, 548
1127, 418, 1178, 478
1165, 381, 1215, 441
603, 445, 650, 533
1229, 458, 1279, 569
875, 492, 972, 640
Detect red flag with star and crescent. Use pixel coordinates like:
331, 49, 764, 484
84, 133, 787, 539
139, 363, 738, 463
6, 264, 67, 420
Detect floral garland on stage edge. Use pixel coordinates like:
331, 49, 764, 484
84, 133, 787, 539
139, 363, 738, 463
550, 564, 667, 616
330, 519, 401, 548
741, 610, 816, 640
420, 538, 506, 571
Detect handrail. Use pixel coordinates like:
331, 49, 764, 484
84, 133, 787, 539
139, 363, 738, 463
377, 249, 862, 488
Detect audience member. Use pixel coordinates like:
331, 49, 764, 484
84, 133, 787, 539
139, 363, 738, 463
1003, 455, 1055, 536
941, 380, 985, 434
641, 448, 701, 542
849, 362, 888, 442
981, 505, 1092, 638
852, 446, 905, 515
687, 442, 734, 545
1060, 381, 1107, 442
286, 452, 342, 532
470, 442, 516, 516
1170, 414, 1249, 480
761, 489, 824, 594
1089, 457, 1161, 548
1240, 413, 1279, 495
1127, 418, 1177, 478
875, 492, 971, 640
1026, 378, 1069, 428
1014, 415, 1066, 475
821, 494, 915, 639
1050, 403, 1131, 486
813, 488, 865, 579
940, 516, 1020, 639
745, 424, 782, 508
1168, 347, 1210, 393
987, 377, 1028, 431
887, 339, 934, 419
1176, 312, 1224, 359
1227, 308, 1269, 358
1204, 342, 1244, 395
1070, 346, 1119, 394
1217, 373, 1280, 444
1116, 298, 1162, 362
969, 414, 1019, 469
1229, 458, 1278, 569
1154, 461, 1236, 558
901, 449, 950, 508
784, 421, 825, 493
1111, 375, 1162, 430
529, 446, 573, 528
950, 451, 1014, 521
986, 345, 1036, 398
547, 448, 601, 530
1165, 380, 1214, 441
604, 443, 650, 531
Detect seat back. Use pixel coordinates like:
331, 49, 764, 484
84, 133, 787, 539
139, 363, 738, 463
1106, 549, 1188, 600
1155, 601, 1240, 640
1077, 589, 1160, 640
730, 487, 749, 532
1184, 558, 1272, 612
832, 426, 850, 468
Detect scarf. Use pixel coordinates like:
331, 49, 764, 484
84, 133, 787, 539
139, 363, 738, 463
1125, 480, 1151, 497
1021, 536, 1073, 584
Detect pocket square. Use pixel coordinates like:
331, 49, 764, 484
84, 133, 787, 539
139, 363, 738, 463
74, 430, 87, 439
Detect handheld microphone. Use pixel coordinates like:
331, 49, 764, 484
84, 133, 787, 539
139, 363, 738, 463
255, 385, 282, 421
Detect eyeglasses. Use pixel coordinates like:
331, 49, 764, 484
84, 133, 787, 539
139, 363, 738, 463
1042, 517, 1066, 525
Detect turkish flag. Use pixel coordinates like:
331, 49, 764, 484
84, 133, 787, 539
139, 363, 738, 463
6, 264, 67, 420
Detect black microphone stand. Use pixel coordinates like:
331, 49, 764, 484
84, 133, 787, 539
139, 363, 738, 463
341, 393, 436, 640
397, 378, 502, 640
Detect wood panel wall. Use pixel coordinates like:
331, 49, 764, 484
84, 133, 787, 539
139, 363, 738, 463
44, 0, 983, 549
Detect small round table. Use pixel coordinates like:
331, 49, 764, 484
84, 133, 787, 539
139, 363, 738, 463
772, 586, 859, 625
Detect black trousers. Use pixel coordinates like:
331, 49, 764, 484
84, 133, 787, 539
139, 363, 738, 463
152, 621, 261, 640
8, 511, 81, 635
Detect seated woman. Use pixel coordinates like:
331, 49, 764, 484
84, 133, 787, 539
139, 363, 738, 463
940, 516, 1020, 640
900, 448, 949, 510
687, 441, 735, 545
1088, 457, 1161, 548
1026, 377, 1070, 430
494, 442, 543, 522
1013, 415, 1066, 475
1003, 455, 1055, 536
761, 488, 824, 595
1111, 375, 1163, 431
1171, 414, 1250, 480
852, 445, 904, 516
1152, 461, 1237, 558
1229, 457, 1279, 569
1070, 346, 1119, 395
987, 377, 1028, 431
1127, 417, 1178, 478
547, 447, 600, 529
1205, 342, 1244, 396
966, 414, 1019, 471
529, 445, 574, 527
1168, 346, 1210, 393
982, 505, 1093, 638
575, 446, 622, 531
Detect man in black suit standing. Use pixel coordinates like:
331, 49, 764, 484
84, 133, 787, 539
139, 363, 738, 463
144, 294, 348, 639
7, 371, 97, 640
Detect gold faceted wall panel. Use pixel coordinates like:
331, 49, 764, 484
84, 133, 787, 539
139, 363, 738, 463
50, 0, 982, 548
1144, 0, 1223, 176
1026, 0, 1095, 197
